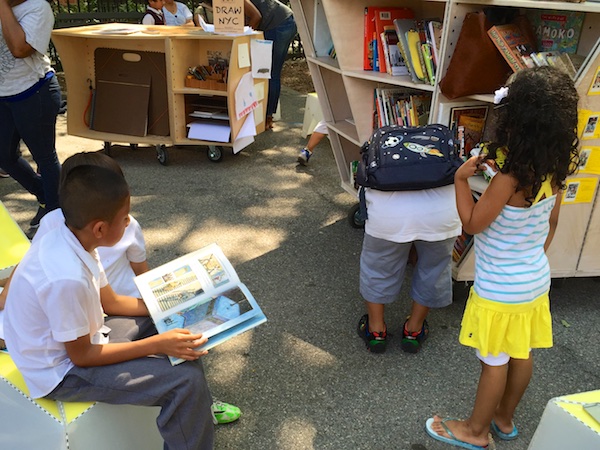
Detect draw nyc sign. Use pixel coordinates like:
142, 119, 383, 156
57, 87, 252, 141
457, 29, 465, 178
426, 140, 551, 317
213, 0, 244, 34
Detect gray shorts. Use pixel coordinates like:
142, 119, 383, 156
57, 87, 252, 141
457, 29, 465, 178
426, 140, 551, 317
359, 233, 455, 308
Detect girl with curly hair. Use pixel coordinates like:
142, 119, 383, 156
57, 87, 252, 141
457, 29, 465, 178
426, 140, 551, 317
426, 66, 580, 450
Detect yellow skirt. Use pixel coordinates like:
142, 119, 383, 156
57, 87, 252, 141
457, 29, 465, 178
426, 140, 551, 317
459, 288, 553, 359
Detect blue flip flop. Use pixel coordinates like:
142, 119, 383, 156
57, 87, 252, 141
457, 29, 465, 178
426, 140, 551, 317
491, 419, 518, 440
425, 417, 489, 450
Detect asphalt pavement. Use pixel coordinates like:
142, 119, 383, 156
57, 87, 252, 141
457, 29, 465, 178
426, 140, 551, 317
1, 86, 599, 450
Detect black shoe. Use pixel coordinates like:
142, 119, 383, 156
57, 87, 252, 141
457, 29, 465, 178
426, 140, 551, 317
29, 205, 48, 228
357, 314, 387, 353
400, 319, 429, 353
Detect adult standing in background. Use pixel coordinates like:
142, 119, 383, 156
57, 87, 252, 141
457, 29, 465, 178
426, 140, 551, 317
162, 0, 193, 26
244, 0, 297, 129
0, 0, 61, 229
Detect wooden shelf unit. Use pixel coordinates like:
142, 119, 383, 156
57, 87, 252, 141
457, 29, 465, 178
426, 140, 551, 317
51, 24, 267, 153
290, 0, 600, 280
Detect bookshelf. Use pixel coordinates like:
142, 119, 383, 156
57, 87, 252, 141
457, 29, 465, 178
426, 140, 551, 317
51, 24, 267, 164
289, 0, 600, 281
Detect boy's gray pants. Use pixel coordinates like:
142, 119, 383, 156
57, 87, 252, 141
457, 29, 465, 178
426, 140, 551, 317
46, 316, 214, 450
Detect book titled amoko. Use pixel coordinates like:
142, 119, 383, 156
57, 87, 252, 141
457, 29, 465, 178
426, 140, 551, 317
134, 243, 266, 365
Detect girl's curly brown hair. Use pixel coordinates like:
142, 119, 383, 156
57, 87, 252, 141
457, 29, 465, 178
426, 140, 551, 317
491, 66, 579, 204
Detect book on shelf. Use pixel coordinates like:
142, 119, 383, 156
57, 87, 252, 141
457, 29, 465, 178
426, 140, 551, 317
373, 88, 431, 128
393, 18, 421, 84
453, 231, 473, 263
382, 26, 408, 76
487, 24, 537, 73
427, 20, 443, 68
373, 7, 415, 74
449, 105, 489, 159
134, 243, 267, 366
525, 9, 585, 54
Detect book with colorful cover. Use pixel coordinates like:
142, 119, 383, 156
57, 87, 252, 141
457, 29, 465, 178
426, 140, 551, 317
134, 243, 267, 366
487, 24, 535, 73
526, 9, 585, 54
374, 7, 414, 73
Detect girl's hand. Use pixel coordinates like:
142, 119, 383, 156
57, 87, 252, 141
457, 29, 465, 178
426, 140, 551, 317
155, 328, 209, 360
455, 155, 481, 181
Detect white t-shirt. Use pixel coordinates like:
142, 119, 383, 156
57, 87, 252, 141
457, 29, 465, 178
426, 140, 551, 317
0, 0, 54, 97
35, 209, 146, 297
163, 2, 192, 25
364, 185, 462, 243
4, 225, 108, 398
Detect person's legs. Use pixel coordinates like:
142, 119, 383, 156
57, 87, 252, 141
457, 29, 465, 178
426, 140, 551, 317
0, 101, 44, 201
298, 120, 328, 165
48, 356, 214, 450
13, 75, 62, 212
264, 15, 298, 124
429, 359, 508, 447
47, 317, 214, 449
493, 354, 533, 432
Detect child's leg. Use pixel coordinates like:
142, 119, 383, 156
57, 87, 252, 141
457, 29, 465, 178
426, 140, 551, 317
493, 353, 533, 432
404, 301, 429, 333
48, 356, 214, 450
365, 301, 385, 332
430, 358, 508, 447
306, 131, 326, 153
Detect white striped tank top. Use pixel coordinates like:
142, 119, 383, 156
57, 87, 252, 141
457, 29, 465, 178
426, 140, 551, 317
473, 179, 556, 303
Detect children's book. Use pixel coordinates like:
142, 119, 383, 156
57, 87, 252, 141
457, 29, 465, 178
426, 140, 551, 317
382, 26, 408, 76
134, 243, 267, 365
374, 7, 415, 73
487, 24, 536, 73
525, 9, 585, 54
393, 18, 421, 84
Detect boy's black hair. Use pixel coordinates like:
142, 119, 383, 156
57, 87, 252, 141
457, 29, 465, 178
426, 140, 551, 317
491, 66, 579, 203
59, 151, 124, 190
59, 165, 129, 230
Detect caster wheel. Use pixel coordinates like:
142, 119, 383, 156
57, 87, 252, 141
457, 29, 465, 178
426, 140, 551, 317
156, 145, 168, 165
103, 141, 112, 156
130, 143, 138, 150
348, 203, 365, 229
207, 145, 223, 162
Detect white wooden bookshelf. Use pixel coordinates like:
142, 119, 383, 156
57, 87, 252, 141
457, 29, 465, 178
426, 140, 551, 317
289, 0, 600, 281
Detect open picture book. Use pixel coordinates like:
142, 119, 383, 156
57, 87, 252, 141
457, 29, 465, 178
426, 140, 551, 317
134, 243, 266, 365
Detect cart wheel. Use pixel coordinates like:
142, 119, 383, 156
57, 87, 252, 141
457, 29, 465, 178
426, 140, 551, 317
156, 145, 168, 166
103, 141, 112, 156
207, 145, 223, 162
348, 203, 365, 229
130, 143, 138, 150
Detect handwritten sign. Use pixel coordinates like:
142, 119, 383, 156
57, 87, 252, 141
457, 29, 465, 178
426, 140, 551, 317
213, 0, 244, 34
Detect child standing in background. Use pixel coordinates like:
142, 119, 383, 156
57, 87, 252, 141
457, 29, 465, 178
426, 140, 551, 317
426, 66, 580, 449
141, 0, 165, 25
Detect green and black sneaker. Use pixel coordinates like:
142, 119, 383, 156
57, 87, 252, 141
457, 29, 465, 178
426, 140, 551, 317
400, 319, 429, 354
357, 314, 387, 353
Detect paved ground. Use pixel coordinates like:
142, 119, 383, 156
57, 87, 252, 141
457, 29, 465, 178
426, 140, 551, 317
1, 86, 599, 450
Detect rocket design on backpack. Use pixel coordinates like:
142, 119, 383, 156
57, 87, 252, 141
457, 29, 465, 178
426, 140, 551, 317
356, 124, 463, 191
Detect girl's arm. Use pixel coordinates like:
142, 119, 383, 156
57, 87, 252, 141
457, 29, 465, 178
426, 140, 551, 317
244, 0, 262, 29
544, 193, 562, 252
100, 284, 148, 316
455, 156, 514, 235
0, 0, 36, 58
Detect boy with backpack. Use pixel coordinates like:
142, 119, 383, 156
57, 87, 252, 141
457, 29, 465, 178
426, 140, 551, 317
356, 125, 462, 354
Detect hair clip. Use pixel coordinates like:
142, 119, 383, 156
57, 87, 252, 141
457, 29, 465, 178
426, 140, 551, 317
494, 86, 509, 105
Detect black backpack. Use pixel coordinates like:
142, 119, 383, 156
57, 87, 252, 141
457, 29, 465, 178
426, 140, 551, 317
356, 124, 462, 191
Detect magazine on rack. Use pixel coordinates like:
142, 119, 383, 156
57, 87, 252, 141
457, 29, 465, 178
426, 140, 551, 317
134, 243, 267, 365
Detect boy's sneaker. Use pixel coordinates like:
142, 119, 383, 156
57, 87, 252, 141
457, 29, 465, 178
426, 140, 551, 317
0, 169, 9, 178
211, 400, 241, 425
400, 319, 429, 354
357, 314, 387, 353
297, 148, 312, 165
29, 204, 47, 228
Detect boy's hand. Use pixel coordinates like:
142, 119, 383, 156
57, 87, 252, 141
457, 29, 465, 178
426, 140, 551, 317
155, 329, 209, 360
